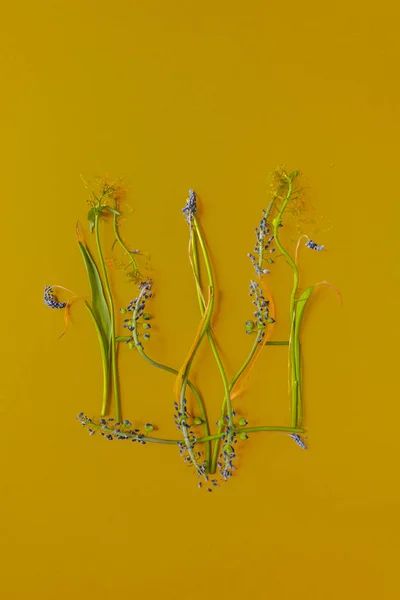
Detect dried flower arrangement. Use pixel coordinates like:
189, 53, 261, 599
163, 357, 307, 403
44, 168, 340, 490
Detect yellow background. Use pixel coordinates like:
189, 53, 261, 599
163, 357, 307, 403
1, 1, 399, 598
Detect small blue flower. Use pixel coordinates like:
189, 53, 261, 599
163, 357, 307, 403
182, 189, 197, 224
43, 286, 66, 309
305, 239, 324, 251
288, 433, 307, 449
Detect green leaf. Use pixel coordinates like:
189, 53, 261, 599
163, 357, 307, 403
87, 208, 96, 233
78, 241, 111, 342
289, 170, 299, 181
295, 285, 314, 336
78, 241, 112, 406
84, 301, 111, 411
102, 206, 121, 216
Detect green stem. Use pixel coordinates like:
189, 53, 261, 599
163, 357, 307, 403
178, 278, 214, 472
191, 222, 231, 412
191, 219, 233, 472
272, 177, 301, 428
132, 327, 211, 464
236, 425, 304, 434
230, 335, 260, 392
85, 301, 110, 417
208, 334, 261, 473
292, 288, 313, 428
192, 227, 228, 400
94, 213, 121, 422
130, 283, 211, 471
83, 422, 305, 446
296, 340, 302, 427
112, 199, 140, 275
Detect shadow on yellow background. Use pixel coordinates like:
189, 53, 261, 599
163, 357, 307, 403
1, 1, 399, 599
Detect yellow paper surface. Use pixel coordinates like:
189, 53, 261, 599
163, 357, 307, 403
1, 2, 399, 598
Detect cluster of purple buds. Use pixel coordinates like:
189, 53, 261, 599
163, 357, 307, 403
195, 463, 215, 491
43, 286, 67, 309
248, 210, 275, 276
305, 239, 324, 251
173, 400, 203, 433
218, 431, 237, 481
77, 412, 154, 445
177, 440, 203, 466
247, 253, 270, 276
288, 433, 307, 450
174, 400, 212, 485
122, 280, 153, 346
173, 399, 191, 433
215, 413, 238, 482
247, 280, 274, 340
177, 437, 208, 482
182, 189, 197, 225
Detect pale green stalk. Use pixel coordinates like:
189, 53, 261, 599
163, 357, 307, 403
94, 213, 121, 422
178, 273, 214, 472
112, 199, 140, 277
191, 217, 233, 473
272, 175, 301, 427
83, 421, 304, 445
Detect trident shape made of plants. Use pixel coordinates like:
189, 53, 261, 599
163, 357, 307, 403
44, 169, 340, 490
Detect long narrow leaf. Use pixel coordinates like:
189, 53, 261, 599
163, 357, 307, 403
294, 285, 314, 337
84, 301, 111, 413
78, 240, 112, 413
77, 241, 111, 343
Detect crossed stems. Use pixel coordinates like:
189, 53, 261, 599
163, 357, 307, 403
129, 282, 212, 469
83, 420, 304, 446
189, 215, 292, 473
112, 210, 298, 474
96, 190, 307, 471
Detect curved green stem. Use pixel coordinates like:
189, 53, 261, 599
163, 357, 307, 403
209, 334, 262, 473
191, 218, 233, 473
192, 226, 229, 401
230, 335, 260, 392
178, 279, 214, 472
130, 283, 211, 470
132, 330, 211, 465
94, 213, 121, 422
83, 421, 304, 446
272, 177, 302, 428
112, 199, 140, 276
